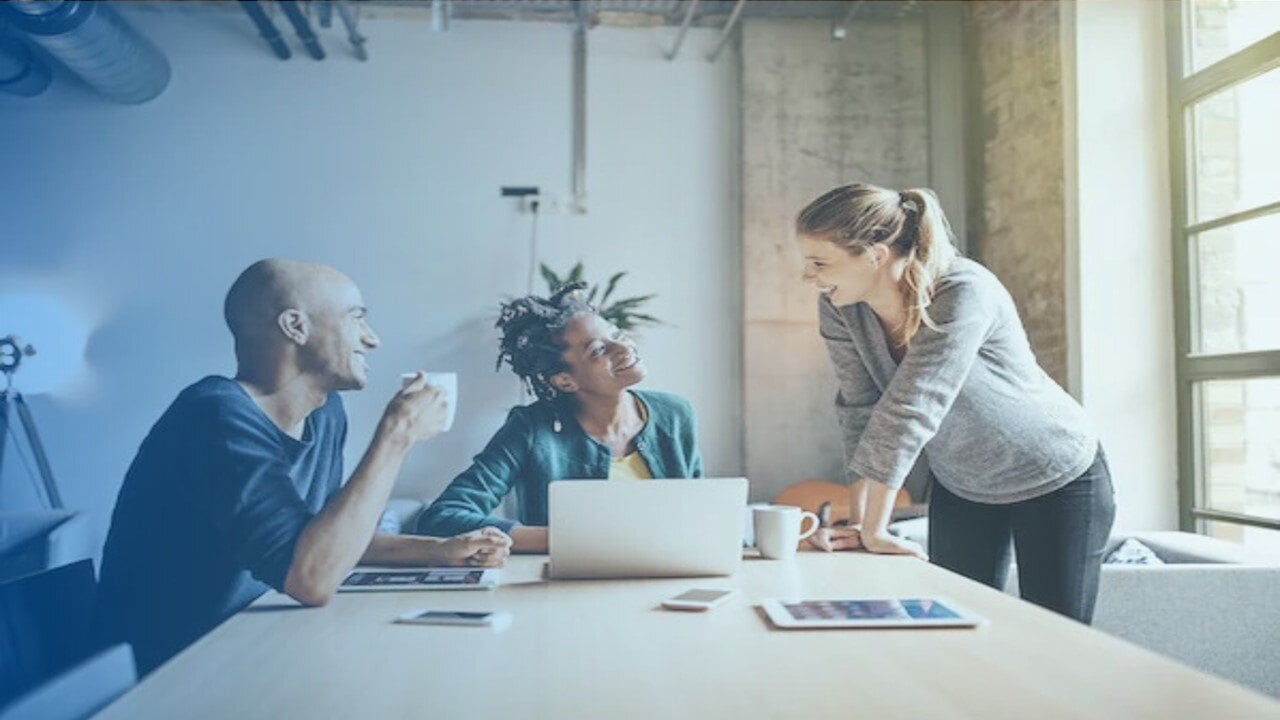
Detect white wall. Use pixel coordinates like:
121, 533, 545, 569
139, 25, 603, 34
1067, 0, 1178, 530
0, 3, 742, 552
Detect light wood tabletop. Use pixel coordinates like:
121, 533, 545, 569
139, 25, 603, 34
95, 552, 1280, 720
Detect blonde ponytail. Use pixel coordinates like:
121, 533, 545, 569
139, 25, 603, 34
795, 183, 959, 347
895, 188, 958, 345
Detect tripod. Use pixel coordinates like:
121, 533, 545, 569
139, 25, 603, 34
0, 336, 63, 509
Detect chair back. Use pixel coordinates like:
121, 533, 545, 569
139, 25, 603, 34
0, 644, 135, 720
0, 559, 98, 705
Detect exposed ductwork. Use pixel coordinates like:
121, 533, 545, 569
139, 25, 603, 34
0, 0, 169, 104
0, 31, 51, 97
665, 0, 700, 61
240, 1, 368, 62
706, 0, 745, 62
278, 0, 324, 60
239, 0, 291, 60
334, 2, 367, 61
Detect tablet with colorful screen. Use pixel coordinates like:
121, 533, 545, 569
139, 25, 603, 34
338, 568, 499, 592
761, 597, 982, 628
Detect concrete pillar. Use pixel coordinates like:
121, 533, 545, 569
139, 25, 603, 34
740, 16, 928, 501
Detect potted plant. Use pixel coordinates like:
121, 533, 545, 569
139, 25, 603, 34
539, 262, 661, 331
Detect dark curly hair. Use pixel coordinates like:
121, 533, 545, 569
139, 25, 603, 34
495, 283, 593, 402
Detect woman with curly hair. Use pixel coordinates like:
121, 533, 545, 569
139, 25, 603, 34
415, 284, 703, 552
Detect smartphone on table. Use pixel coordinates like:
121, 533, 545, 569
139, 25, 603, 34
661, 589, 736, 612
395, 609, 511, 628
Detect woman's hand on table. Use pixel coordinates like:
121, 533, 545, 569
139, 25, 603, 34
861, 530, 927, 560
807, 525, 862, 552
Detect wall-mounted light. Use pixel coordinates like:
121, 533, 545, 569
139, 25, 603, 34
1, 335, 64, 508
831, 1, 865, 42
0, 292, 93, 398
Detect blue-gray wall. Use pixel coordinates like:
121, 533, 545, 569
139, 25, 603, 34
0, 3, 743, 557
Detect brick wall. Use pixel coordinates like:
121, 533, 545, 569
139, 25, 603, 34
966, 0, 1070, 386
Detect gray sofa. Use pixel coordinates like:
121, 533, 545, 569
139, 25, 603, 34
890, 519, 1280, 698
1088, 532, 1280, 698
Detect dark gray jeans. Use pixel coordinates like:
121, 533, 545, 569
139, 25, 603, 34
927, 447, 1116, 624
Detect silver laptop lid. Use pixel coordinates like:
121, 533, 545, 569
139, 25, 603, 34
548, 478, 748, 580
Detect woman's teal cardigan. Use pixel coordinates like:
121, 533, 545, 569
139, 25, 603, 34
415, 389, 703, 536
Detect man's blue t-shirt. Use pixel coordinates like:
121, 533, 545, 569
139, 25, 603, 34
97, 376, 346, 674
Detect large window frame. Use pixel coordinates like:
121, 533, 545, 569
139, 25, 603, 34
1166, 3, 1280, 536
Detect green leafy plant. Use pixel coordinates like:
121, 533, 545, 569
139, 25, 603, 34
539, 261, 661, 331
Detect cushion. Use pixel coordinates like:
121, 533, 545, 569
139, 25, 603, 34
1105, 537, 1165, 565
887, 516, 929, 547
1129, 531, 1252, 564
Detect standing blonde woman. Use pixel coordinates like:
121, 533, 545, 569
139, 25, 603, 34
795, 183, 1114, 623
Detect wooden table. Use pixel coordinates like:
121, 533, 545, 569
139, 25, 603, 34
96, 553, 1280, 719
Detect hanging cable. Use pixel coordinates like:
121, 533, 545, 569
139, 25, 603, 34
525, 197, 541, 295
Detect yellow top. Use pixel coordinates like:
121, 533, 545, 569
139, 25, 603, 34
606, 396, 652, 481
609, 451, 653, 481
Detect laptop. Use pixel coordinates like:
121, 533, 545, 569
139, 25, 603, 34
547, 478, 749, 580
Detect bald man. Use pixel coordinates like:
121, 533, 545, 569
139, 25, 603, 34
97, 259, 511, 675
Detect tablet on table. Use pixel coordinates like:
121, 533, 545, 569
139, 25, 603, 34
338, 568, 500, 592
761, 597, 982, 628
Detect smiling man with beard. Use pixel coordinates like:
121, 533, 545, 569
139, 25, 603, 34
97, 259, 511, 675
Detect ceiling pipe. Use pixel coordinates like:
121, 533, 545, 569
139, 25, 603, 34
569, 0, 587, 213
334, 1, 367, 61
665, 0, 699, 61
238, 0, 289, 59
0, 33, 52, 97
431, 0, 450, 33
317, 0, 334, 29
705, 0, 745, 63
278, 0, 324, 60
0, 0, 170, 104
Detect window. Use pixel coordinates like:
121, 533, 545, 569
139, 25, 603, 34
1170, 1, 1280, 557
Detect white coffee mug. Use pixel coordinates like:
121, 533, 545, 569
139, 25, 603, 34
403, 371, 458, 432
742, 502, 773, 547
753, 505, 820, 561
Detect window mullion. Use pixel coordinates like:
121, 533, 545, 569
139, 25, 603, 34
1184, 200, 1280, 236
1183, 349, 1280, 381
1177, 30, 1280, 105
1168, 1, 1197, 533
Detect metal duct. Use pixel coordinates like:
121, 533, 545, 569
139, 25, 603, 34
0, 0, 170, 104
278, 1, 324, 60
239, 0, 290, 60
0, 32, 51, 97
334, 2, 367, 61
431, 0, 450, 32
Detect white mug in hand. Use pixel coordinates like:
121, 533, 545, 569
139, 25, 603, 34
753, 505, 820, 560
402, 371, 458, 432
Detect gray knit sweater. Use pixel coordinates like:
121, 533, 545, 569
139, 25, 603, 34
820, 258, 1098, 504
